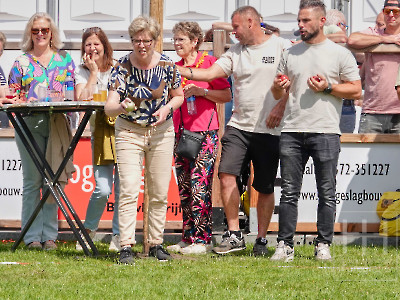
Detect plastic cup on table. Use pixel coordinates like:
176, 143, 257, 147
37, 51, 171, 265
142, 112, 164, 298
38, 86, 49, 102
92, 84, 101, 102
98, 84, 107, 102
100, 89, 107, 102
80, 88, 92, 102
4, 86, 17, 104
49, 90, 63, 102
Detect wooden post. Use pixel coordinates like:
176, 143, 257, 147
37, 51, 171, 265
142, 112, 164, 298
150, 0, 164, 53
142, 0, 164, 255
212, 29, 226, 58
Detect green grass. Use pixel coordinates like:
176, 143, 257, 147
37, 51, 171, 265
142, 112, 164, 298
0, 240, 399, 299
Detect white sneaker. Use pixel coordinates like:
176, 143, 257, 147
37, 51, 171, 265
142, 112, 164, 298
166, 241, 189, 252
109, 234, 121, 252
315, 243, 332, 260
76, 230, 96, 251
180, 243, 207, 255
270, 241, 294, 262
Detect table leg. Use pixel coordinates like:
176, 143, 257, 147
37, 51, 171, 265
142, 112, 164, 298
7, 111, 98, 256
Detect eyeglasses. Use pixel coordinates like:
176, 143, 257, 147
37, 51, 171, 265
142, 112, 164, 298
339, 22, 348, 30
383, 8, 400, 16
131, 39, 153, 46
171, 37, 190, 44
31, 28, 50, 35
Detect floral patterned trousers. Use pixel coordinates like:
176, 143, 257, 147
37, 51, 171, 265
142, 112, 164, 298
174, 130, 219, 244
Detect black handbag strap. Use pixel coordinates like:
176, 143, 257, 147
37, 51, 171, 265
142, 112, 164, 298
179, 107, 215, 132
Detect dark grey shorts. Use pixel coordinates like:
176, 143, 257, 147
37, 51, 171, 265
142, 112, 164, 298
218, 126, 279, 194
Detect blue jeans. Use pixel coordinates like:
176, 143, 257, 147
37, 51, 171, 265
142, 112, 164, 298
15, 114, 59, 245
339, 102, 356, 133
83, 161, 120, 235
278, 132, 340, 247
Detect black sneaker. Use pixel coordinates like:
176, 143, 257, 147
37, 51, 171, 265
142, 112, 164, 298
119, 247, 135, 265
253, 237, 269, 257
149, 245, 172, 261
212, 231, 246, 254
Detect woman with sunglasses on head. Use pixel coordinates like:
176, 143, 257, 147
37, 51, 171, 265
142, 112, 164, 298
8, 12, 75, 250
74, 27, 120, 252
167, 22, 231, 255
105, 16, 184, 264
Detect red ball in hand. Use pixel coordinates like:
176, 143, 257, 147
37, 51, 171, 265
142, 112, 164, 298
279, 74, 289, 81
313, 76, 321, 82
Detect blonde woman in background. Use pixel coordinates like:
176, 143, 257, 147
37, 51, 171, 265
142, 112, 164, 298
8, 12, 75, 250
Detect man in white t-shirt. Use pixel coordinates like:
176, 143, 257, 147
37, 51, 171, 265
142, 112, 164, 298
270, 0, 361, 261
178, 6, 288, 255
348, 0, 400, 133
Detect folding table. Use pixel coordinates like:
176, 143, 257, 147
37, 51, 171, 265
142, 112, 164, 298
3, 101, 104, 256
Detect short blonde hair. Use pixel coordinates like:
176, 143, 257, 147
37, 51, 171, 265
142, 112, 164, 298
172, 22, 204, 51
20, 12, 63, 52
128, 15, 160, 41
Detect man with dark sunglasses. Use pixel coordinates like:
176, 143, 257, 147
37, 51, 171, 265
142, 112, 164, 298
348, 0, 400, 134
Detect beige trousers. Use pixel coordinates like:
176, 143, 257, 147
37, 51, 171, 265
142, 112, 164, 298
115, 117, 175, 247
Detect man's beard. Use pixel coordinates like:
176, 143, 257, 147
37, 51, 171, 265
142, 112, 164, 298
301, 28, 319, 41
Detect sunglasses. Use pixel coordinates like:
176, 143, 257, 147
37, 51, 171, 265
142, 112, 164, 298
339, 22, 349, 30
383, 8, 400, 16
31, 28, 50, 35
83, 27, 101, 33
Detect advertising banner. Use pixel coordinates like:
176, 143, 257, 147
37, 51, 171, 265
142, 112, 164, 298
1, 138, 399, 230
0, 138, 182, 223
62, 138, 182, 221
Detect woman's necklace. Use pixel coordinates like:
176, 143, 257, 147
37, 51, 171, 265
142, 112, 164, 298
30, 48, 53, 68
181, 51, 208, 88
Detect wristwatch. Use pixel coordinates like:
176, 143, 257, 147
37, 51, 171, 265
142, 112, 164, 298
323, 83, 332, 94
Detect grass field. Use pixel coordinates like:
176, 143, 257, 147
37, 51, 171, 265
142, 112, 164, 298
0, 240, 399, 299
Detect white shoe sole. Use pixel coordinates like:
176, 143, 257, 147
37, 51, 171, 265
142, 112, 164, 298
212, 245, 246, 255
